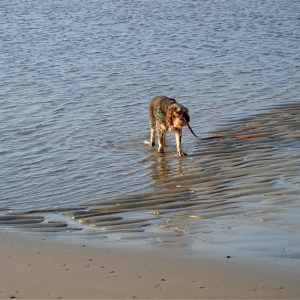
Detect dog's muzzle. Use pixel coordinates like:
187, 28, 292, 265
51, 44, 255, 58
179, 119, 184, 126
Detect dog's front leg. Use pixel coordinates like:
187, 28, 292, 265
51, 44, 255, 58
175, 129, 187, 156
150, 128, 155, 147
157, 128, 165, 153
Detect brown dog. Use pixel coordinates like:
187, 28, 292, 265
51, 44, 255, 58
147, 95, 190, 156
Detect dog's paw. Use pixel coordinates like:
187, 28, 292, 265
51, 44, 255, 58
143, 140, 155, 147
178, 151, 187, 157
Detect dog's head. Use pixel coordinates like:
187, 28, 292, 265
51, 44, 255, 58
166, 103, 190, 129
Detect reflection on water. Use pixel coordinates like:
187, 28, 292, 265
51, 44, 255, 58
144, 154, 185, 185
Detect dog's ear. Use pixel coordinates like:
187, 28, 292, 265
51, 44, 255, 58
183, 109, 190, 123
166, 105, 174, 125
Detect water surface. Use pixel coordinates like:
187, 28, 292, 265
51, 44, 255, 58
1, 0, 300, 258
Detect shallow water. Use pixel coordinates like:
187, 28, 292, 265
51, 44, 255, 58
1, 0, 300, 258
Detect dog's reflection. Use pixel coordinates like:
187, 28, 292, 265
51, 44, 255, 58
146, 154, 184, 185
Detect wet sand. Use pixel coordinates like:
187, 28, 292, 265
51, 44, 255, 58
1, 232, 300, 299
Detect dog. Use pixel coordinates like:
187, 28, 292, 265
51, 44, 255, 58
148, 95, 190, 156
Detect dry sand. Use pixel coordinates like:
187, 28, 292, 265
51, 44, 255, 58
0, 232, 299, 299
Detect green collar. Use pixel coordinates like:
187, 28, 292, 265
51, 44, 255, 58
155, 106, 166, 120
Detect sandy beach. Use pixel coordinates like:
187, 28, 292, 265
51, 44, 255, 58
0, 232, 299, 299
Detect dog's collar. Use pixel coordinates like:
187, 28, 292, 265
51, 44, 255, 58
155, 106, 166, 121
155, 105, 178, 128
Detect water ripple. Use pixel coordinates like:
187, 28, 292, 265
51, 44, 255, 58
0, 0, 300, 256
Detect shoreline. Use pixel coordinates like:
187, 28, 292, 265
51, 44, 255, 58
0, 232, 299, 299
